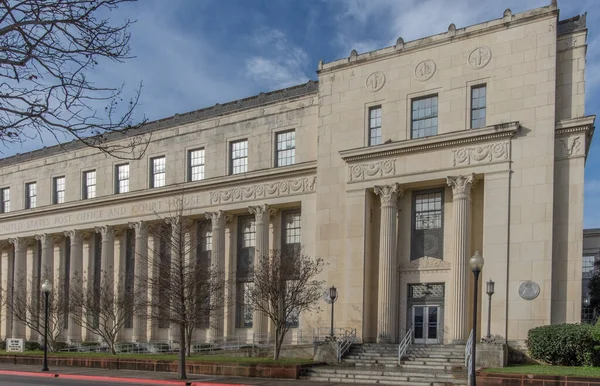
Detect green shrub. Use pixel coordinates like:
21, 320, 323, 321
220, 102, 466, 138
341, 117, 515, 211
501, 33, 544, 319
25, 341, 40, 351
0, 341, 5, 350
527, 324, 600, 366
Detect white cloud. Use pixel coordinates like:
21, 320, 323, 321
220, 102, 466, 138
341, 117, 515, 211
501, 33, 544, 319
245, 28, 310, 90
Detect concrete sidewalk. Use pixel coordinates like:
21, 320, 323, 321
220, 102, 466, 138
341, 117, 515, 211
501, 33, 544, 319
0, 363, 368, 385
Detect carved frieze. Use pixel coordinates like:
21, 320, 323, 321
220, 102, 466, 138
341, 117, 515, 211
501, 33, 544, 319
452, 141, 509, 166
399, 256, 451, 273
468, 46, 492, 69
209, 176, 316, 204
348, 159, 396, 182
555, 136, 582, 159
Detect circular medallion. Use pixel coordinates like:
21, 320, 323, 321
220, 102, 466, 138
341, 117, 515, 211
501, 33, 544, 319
518, 281, 540, 300
414, 60, 436, 81
365, 71, 386, 92
468, 46, 492, 69
322, 290, 334, 304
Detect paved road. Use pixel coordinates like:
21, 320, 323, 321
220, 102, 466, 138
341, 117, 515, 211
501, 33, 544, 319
0, 375, 162, 386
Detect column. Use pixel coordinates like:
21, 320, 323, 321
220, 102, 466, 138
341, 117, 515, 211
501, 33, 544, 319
65, 230, 83, 343
167, 216, 181, 343
206, 211, 231, 339
52, 236, 64, 342
25, 240, 39, 341
249, 204, 271, 340
81, 233, 95, 342
447, 174, 475, 343
10, 238, 26, 339
112, 229, 126, 341
374, 184, 403, 344
146, 229, 159, 341
129, 221, 148, 342
36, 234, 54, 282
1, 246, 14, 339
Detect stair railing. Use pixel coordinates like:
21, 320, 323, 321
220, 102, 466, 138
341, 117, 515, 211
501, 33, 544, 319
397, 328, 412, 365
465, 329, 474, 384
337, 328, 357, 362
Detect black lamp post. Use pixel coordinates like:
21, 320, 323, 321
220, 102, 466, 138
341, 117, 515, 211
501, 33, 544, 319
329, 286, 338, 339
41, 279, 52, 372
485, 280, 495, 340
469, 251, 484, 386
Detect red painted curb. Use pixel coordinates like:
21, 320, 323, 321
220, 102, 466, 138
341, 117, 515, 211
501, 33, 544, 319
0, 369, 58, 378
0, 369, 250, 386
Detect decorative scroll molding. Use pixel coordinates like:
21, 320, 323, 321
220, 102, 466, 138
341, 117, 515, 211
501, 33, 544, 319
452, 141, 509, 166
468, 46, 492, 69
210, 176, 316, 204
349, 159, 396, 181
555, 136, 583, 159
399, 256, 451, 273
365, 71, 386, 92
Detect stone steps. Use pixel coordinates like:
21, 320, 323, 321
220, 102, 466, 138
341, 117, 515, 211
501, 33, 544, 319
302, 366, 468, 385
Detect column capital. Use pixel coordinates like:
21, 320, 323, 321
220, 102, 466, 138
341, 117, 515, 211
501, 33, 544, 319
447, 174, 476, 200
9, 237, 25, 251
374, 184, 404, 207
52, 235, 64, 244
248, 204, 273, 224
35, 233, 50, 244
64, 230, 82, 244
129, 221, 148, 238
95, 225, 114, 239
206, 210, 232, 230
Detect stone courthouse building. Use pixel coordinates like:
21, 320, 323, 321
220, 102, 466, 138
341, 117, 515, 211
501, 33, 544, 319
0, 2, 595, 347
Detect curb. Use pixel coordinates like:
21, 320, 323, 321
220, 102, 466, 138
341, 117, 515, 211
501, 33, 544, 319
0, 369, 249, 385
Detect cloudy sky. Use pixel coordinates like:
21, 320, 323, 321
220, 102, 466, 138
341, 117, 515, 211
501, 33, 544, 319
5, 0, 600, 227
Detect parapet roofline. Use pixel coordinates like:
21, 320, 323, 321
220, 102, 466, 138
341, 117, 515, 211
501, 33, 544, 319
0, 80, 319, 168
318, 2, 584, 73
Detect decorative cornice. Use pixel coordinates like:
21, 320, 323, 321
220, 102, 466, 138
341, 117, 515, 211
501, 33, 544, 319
340, 122, 519, 163
400, 256, 451, 273
349, 159, 395, 182
210, 175, 317, 205
452, 141, 509, 167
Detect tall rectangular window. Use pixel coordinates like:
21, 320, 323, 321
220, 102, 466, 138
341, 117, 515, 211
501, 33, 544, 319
150, 156, 166, 188
411, 95, 438, 139
236, 216, 255, 328
471, 85, 487, 129
188, 149, 205, 182
368, 106, 382, 146
83, 171, 96, 199
115, 164, 129, 194
411, 189, 444, 260
282, 210, 301, 328
25, 182, 37, 209
196, 220, 212, 328
53, 176, 65, 204
0, 188, 10, 213
230, 140, 248, 175
276, 130, 295, 167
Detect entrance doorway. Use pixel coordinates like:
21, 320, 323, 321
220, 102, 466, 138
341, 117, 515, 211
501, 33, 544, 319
412, 305, 441, 344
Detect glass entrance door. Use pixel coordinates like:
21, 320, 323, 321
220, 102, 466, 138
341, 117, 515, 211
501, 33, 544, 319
412, 305, 440, 344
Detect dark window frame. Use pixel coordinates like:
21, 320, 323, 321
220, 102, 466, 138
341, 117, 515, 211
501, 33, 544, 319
411, 94, 439, 139
25, 182, 37, 209
0, 187, 9, 213
275, 130, 296, 167
83, 170, 96, 199
236, 215, 255, 328
188, 148, 205, 182
230, 139, 249, 175
368, 106, 382, 146
470, 84, 487, 129
410, 188, 445, 261
115, 164, 130, 194
150, 156, 166, 188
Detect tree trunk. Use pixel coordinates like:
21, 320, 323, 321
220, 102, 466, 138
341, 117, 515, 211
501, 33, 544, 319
178, 325, 187, 379
274, 327, 282, 360
186, 327, 192, 357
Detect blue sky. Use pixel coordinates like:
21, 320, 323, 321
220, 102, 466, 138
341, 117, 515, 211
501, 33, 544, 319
4, 0, 600, 227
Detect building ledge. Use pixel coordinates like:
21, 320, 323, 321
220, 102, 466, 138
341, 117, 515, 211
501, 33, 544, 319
339, 122, 520, 163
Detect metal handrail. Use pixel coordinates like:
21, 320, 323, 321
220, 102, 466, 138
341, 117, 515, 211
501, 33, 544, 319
397, 328, 412, 364
337, 328, 357, 362
465, 329, 474, 385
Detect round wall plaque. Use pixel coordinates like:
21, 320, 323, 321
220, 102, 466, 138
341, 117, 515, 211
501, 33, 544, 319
518, 281, 540, 300
365, 71, 386, 92
414, 60, 436, 81
468, 46, 492, 69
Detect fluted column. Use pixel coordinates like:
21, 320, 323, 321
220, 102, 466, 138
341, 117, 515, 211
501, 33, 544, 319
1, 245, 14, 339
65, 230, 83, 343
129, 221, 148, 342
374, 184, 403, 344
167, 216, 182, 343
36, 234, 54, 282
447, 174, 475, 343
10, 238, 26, 339
248, 204, 273, 340
206, 211, 231, 339
25, 239, 39, 341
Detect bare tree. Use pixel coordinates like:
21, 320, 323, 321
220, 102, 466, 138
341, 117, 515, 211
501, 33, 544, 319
246, 248, 325, 359
68, 270, 142, 354
138, 197, 228, 380
9, 271, 68, 352
0, 0, 149, 159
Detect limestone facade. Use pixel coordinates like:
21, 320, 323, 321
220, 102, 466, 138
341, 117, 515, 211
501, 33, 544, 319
0, 3, 594, 346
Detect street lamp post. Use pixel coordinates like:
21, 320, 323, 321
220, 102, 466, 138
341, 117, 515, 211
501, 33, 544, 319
469, 251, 484, 386
329, 286, 338, 339
485, 280, 495, 340
41, 279, 52, 372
